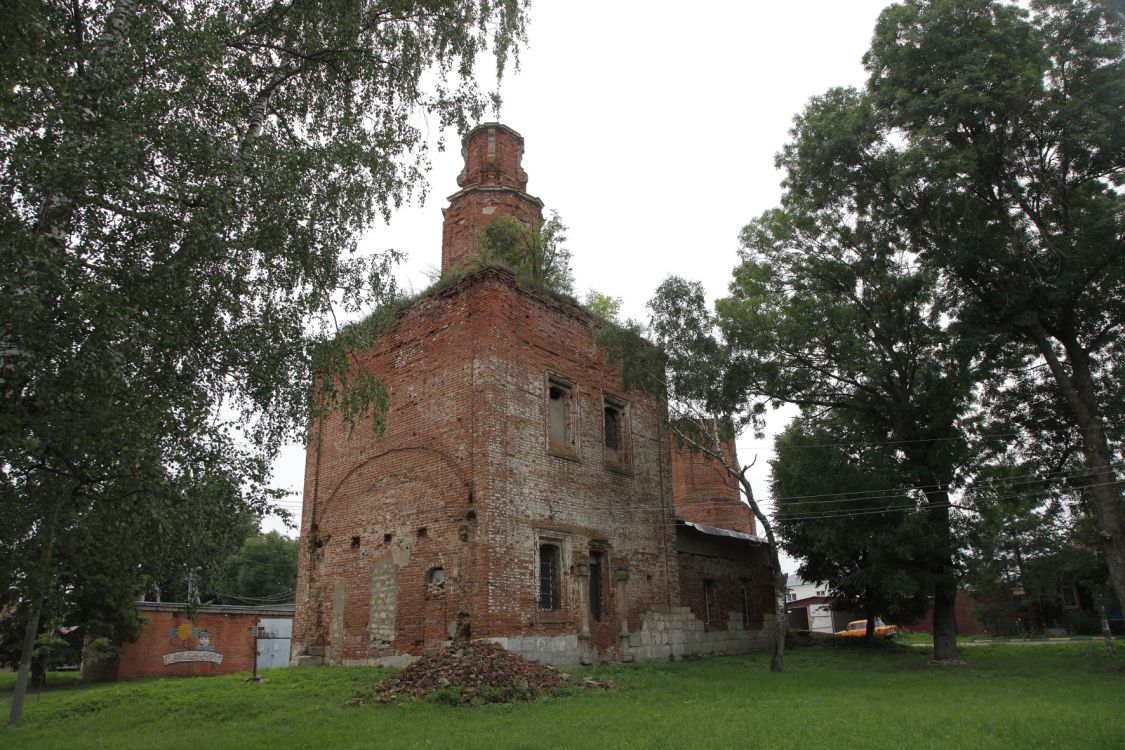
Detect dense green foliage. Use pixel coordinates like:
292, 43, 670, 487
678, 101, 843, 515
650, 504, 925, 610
962, 461, 1111, 635
771, 420, 934, 630
0, 0, 528, 723
725, 81, 982, 658
212, 532, 298, 605
688, 0, 1123, 652
582, 291, 622, 322
859, 0, 1125, 613
475, 212, 574, 295
1, 645, 1121, 748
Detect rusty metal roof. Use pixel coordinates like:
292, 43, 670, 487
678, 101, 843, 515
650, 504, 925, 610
676, 519, 766, 545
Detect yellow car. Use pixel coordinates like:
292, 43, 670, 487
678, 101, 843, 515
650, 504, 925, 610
835, 619, 898, 638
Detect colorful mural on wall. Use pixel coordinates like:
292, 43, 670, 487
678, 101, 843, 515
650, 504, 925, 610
163, 622, 224, 666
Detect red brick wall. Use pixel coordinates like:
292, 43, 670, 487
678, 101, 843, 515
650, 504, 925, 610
292, 123, 770, 665
441, 124, 544, 275
904, 594, 984, 636
294, 277, 485, 662
475, 273, 679, 649
457, 123, 529, 191
676, 533, 773, 632
293, 268, 679, 663
116, 608, 259, 680
670, 442, 755, 535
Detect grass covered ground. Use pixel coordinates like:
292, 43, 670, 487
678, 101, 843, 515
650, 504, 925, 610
2, 642, 1121, 749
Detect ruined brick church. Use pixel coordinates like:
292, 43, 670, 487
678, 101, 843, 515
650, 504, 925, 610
291, 124, 776, 667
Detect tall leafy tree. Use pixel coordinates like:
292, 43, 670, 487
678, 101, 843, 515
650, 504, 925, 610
212, 531, 299, 605
859, 0, 1125, 617
961, 462, 1073, 634
1, 0, 527, 725
720, 169, 978, 661
965, 369, 1119, 649
771, 417, 934, 637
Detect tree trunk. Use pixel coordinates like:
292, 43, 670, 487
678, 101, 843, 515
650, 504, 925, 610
1028, 323, 1125, 618
770, 565, 788, 673
1096, 592, 1116, 656
926, 489, 959, 662
746, 476, 788, 673
8, 498, 62, 727
864, 589, 876, 641
932, 577, 959, 661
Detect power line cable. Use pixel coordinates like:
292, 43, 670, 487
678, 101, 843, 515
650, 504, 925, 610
772, 479, 1125, 522
768, 462, 1125, 508
214, 590, 296, 604
738, 423, 1125, 452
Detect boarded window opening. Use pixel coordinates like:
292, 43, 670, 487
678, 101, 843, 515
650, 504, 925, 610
546, 375, 576, 456
538, 543, 561, 611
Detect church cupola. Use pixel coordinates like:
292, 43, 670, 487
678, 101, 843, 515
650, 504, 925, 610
441, 123, 544, 276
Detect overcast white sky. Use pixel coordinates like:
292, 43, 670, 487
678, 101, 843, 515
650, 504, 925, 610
265, 1, 896, 575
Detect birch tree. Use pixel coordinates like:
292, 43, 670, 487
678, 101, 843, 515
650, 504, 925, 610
1, 0, 527, 724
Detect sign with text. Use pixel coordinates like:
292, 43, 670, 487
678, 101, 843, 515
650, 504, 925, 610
162, 650, 224, 666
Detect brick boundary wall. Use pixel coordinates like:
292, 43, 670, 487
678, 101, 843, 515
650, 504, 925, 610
114, 603, 293, 681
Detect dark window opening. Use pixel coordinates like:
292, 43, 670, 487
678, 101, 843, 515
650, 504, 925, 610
351, 536, 361, 549
589, 552, 604, 622
604, 406, 621, 451
602, 395, 630, 466
704, 580, 716, 624
417, 527, 427, 538
383, 533, 393, 544
1061, 584, 1079, 609
538, 543, 561, 611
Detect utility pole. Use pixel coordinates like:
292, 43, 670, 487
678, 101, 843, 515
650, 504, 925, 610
186, 570, 200, 607
246, 625, 263, 683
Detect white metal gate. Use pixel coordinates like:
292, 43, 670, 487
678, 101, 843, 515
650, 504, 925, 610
256, 617, 292, 671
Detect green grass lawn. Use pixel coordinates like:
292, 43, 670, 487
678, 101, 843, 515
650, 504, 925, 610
2, 642, 1121, 749
893, 630, 1122, 645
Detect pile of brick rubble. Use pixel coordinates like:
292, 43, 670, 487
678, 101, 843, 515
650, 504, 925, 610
356, 640, 576, 705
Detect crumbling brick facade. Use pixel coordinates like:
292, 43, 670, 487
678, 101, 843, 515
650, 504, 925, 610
292, 123, 774, 667
441, 124, 544, 275
671, 442, 756, 536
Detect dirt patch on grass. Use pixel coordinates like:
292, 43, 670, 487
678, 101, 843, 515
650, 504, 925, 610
349, 641, 592, 706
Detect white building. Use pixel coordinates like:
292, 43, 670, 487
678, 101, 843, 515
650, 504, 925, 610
785, 575, 856, 634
